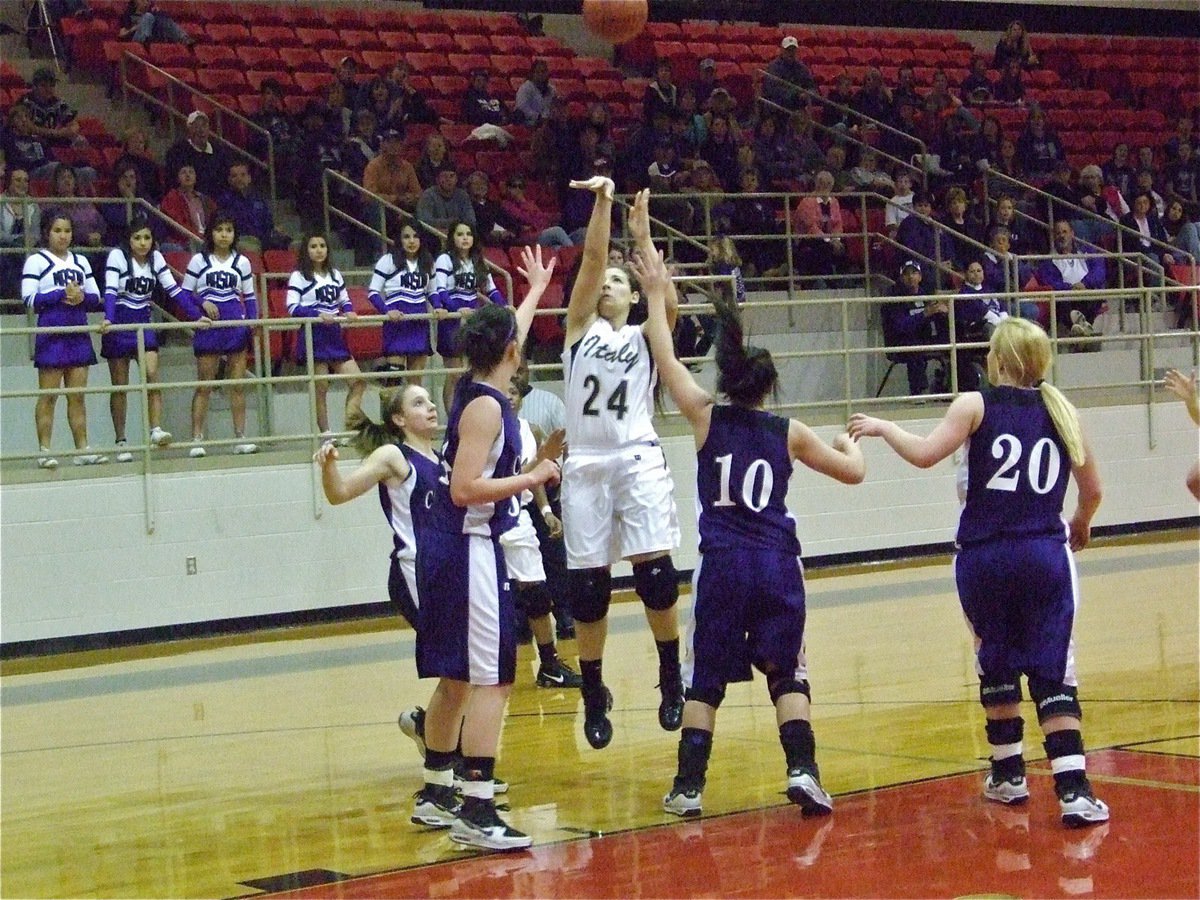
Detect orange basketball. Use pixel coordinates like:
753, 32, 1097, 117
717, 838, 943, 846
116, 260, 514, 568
582, 0, 648, 45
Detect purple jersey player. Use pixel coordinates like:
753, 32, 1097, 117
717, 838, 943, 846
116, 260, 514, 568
630, 232, 865, 821
849, 316, 1109, 828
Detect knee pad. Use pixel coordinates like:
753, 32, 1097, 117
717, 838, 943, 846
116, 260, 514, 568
767, 674, 811, 705
633, 557, 679, 612
567, 567, 611, 624
519, 582, 553, 619
685, 685, 725, 709
979, 673, 1023, 708
1028, 677, 1081, 722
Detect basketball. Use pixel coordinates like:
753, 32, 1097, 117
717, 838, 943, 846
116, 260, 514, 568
582, 0, 648, 45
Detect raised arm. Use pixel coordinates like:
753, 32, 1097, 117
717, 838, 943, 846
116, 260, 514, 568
629, 244, 713, 433
314, 441, 410, 505
1164, 369, 1199, 425
565, 175, 615, 339
627, 187, 678, 332
848, 392, 984, 468
512, 244, 557, 349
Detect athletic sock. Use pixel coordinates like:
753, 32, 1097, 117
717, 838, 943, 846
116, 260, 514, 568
1044, 729, 1089, 797
674, 727, 713, 791
779, 718, 817, 773
985, 716, 1026, 778
537, 640, 558, 669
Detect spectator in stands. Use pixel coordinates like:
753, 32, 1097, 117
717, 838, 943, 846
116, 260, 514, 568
385, 61, 439, 127
992, 19, 1039, 71
17, 68, 83, 148
704, 89, 743, 143
986, 136, 1023, 197
416, 168, 474, 236
342, 109, 379, 185
165, 111, 230, 198
361, 128, 421, 212
992, 58, 1025, 105
50, 163, 103, 252
1, 165, 40, 296
1103, 143, 1136, 200
99, 163, 145, 245
940, 185, 979, 271
2, 106, 55, 181
562, 124, 603, 192
360, 78, 402, 136
699, 113, 739, 190
897, 191, 947, 293
925, 69, 979, 133
294, 101, 345, 229
943, 259, 996, 389
1042, 160, 1081, 229
561, 156, 614, 239
882, 260, 947, 395
849, 149, 895, 195
750, 114, 785, 183
216, 162, 288, 253
960, 56, 995, 104
249, 80, 297, 188
1164, 142, 1198, 205
891, 65, 921, 116
159, 162, 215, 249
334, 56, 365, 111
1164, 199, 1200, 264
111, 126, 163, 203
1163, 115, 1195, 165
729, 166, 781, 277
854, 68, 894, 125
1014, 106, 1063, 181
981, 225, 1038, 320
823, 143, 853, 193
117, 0, 192, 46
693, 58, 720, 110
642, 58, 679, 125
1134, 167, 1166, 217
989, 193, 1032, 256
462, 67, 509, 127
516, 59, 557, 127
885, 170, 915, 238
530, 97, 575, 182
673, 91, 706, 160
1119, 191, 1175, 269
970, 115, 1004, 172
884, 99, 922, 164
1038, 220, 1107, 337
415, 132, 452, 189
825, 74, 858, 134
792, 169, 846, 284
465, 170, 516, 245
770, 110, 821, 190
1074, 164, 1126, 245
501, 175, 575, 247
1136, 144, 1159, 181
584, 102, 617, 161
763, 35, 814, 111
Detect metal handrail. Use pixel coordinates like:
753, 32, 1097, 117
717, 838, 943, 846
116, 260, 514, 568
118, 52, 277, 204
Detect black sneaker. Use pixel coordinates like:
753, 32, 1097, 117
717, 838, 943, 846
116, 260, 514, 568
583, 684, 614, 749
411, 783, 460, 828
449, 797, 532, 851
657, 668, 684, 732
536, 660, 583, 689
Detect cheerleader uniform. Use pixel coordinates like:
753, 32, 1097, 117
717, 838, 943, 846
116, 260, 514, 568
22, 248, 101, 369
369, 253, 433, 356
286, 268, 353, 364
182, 250, 257, 356
101, 248, 183, 359
431, 253, 504, 356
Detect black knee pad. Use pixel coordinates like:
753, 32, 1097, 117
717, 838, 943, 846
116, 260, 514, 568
567, 567, 612, 624
979, 672, 1023, 708
633, 556, 679, 612
685, 685, 725, 709
1028, 677, 1081, 722
767, 674, 811, 705
519, 582, 553, 619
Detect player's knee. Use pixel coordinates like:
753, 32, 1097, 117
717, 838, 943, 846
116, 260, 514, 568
979, 673, 1023, 708
567, 567, 612, 624
520, 583, 553, 619
633, 556, 678, 612
1028, 677, 1081, 721
685, 685, 725, 709
767, 673, 811, 705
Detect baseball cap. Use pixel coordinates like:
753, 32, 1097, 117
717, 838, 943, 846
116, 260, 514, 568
901, 259, 922, 273
593, 156, 611, 169
339, 55, 357, 67
380, 128, 403, 140
781, 36, 799, 49
699, 58, 716, 69
32, 66, 57, 85
186, 110, 209, 126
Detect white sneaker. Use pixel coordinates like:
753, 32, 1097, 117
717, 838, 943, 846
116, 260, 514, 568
663, 786, 703, 817
189, 445, 206, 459
150, 426, 173, 447
786, 768, 833, 817
1060, 790, 1109, 828
449, 800, 531, 851
410, 784, 460, 829
232, 442, 258, 455
983, 773, 1030, 805
74, 451, 108, 466
398, 707, 426, 758
115, 441, 134, 463
38, 453, 59, 470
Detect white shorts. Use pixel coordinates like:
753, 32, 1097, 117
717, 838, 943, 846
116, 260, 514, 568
500, 509, 546, 584
561, 444, 680, 569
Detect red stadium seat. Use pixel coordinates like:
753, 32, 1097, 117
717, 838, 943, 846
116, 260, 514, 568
341, 30, 384, 50
449, 54, 489, 75
292, 71, 334, 94
344, 287, 383, 360
415, 32, 456, 54
526, 37, 572, 58
263, 249, 298, 273
406, 52, 452, 75
430, 76, 469, 99
239, 46, 282, 69
278, 48, 325, 71
194, 45, 238, 67
478, 15, 523, 37
196, 69, 247, 93
294, 27, 340, 49
490, 55, 528, 79
248, 26, 294, 47
246, 70, 292, 92
454, 33, 494, 54
490, 35, 528, 56
204, 23, 250, 45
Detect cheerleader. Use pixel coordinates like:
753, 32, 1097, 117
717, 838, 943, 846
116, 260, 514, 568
100, 216, 182, 461
431, 220, 504, 412
22, 211, 106, 468
287, 231, 366, 436
368, 222, 433, 385
182, 214, 259, 457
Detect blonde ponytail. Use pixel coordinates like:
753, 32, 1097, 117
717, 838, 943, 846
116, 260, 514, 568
349, 386, 410, 456
1038, 381, 1085, 467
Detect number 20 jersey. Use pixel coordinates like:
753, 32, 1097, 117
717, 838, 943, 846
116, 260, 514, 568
956, 385, 1071, 546
563, 318, 658, 453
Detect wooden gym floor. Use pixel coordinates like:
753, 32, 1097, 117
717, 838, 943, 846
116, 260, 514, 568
1, 531, 1196, 899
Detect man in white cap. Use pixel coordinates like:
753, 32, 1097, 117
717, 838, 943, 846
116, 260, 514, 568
764, 35, 814, 110
165, 110, 229, 197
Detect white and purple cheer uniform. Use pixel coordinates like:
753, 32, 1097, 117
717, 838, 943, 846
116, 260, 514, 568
101, 248, 183, 358
368, 253, 433, 356
431, 253, 504, 356
287, 269, 353, 364
182, 251, 257, 356
22, 249, 101, 369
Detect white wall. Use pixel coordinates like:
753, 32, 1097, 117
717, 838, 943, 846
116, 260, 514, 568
2, 395, 1196, 645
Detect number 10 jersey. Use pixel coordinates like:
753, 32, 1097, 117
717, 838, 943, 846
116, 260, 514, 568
563, 318, 658, 453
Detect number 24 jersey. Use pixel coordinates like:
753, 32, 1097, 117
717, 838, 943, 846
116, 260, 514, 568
563, 318, 658, 453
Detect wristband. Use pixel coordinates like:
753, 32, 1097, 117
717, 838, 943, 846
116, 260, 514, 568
540, 504, 552, 518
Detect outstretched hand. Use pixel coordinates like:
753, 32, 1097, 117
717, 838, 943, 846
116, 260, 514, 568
627, 187, 651, 246
516, 244, 557, 294
313, 440, 339, 466
1163, 369, 1197, 403
568, 175, 615, 201
537, 427, 566, 464
627, 246, 670, 298
846, 413, 886, 441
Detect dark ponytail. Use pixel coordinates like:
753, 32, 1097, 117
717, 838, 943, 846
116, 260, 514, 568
713, 292, 778, 407
348, 385, 414, 455
454, 303, 516, 376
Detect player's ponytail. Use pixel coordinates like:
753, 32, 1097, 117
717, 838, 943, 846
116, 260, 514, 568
713, 291, 778, 408
348, 385, 414, 455
989, 317, 1085, 466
